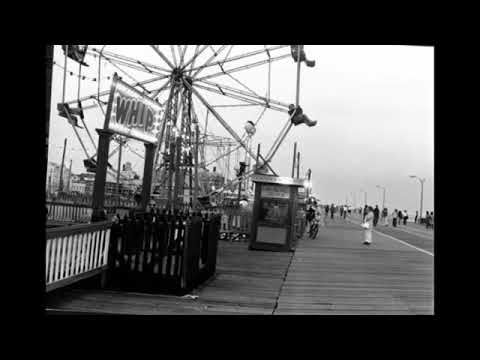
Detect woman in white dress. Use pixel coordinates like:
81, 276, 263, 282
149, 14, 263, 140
363, 206, 374, 245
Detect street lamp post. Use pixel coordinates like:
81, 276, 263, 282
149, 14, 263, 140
360, 189, 367, 207
409, 175, 426, 221
376, 185, 386, 210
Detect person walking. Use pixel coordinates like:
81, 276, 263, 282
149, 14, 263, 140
330, 203, 335, 219
325, 204, 330, 218
363, 205, 368, 222
414, 211, 419, 224
398, 209, 403, 226
305, 205, 315, 233
425, 211, 432, 229
392, 209, 398, 227
373, 205, 380, 227
363, 206, 374, 245
343, 205, 347, 219
403, 210, 408, 225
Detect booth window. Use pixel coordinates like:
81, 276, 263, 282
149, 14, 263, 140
259, 199, 289, 225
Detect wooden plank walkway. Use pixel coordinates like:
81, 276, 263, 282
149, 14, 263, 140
46, 218, 433, 315
46, 241, 293, 315
274, 219, 434, 315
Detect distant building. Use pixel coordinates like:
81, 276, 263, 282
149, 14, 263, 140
46, 161, 72, 193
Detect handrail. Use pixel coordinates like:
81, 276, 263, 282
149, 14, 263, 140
46, 221, 112, 292
47, 221, 112, 239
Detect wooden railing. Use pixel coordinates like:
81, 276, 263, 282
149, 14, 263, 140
46, 201, 132, 224
47, 193, 137, 208
46, 221, 112, 292
107, 212, 221, 294
47, 201, 92, 223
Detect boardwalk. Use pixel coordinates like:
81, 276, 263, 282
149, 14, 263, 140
275, 219, 433, 314
46, 217, 433, 315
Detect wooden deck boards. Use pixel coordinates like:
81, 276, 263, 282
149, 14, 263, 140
274, 220, 433, 315
46, 241, 293, 315
46, 218, 434, 315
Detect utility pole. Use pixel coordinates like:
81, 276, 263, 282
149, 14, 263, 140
376, 185, 386, 210
296, 152, 300, 179
58, 138, 67, 192
360, 189, 367, 207
291, 142, 297, 178
306, 168, 312, 198
48, 169, 52, 196
67, 159, 72, 193
410, 175, 426, 220
116, 137, 124, 206
296, 45, 301, 107
45, 45, 53, 196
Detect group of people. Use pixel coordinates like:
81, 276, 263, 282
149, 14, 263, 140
325, 204, 350, 220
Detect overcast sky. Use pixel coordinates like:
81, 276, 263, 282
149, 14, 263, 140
48, 45, 434, 214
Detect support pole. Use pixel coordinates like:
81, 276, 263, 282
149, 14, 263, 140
420, 180, 424, 220
256, 143, 260, 169
67, 159, 72, 192
116, 138, 123, 206
296, 151, 300, 179
296, 45, 302, 107
91, 129, 114, 222
141, 143, 157, 211
62, 45, 68, 104
307, 169, 312, 198
46, 45, 53, 190
291, 142, 297, 178
194, 124, 199, 209
59, 138, 67, 192
382, 188, 386, 210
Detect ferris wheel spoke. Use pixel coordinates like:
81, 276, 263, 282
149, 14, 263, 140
150, 78, 173, 99
195, 53, 291, 84
181, 45, 210, 71
185, 79, 277, 175
178, 45, 187, 67
190, 45, 228, 79
88, 47, 172, 75
198, 79, 290, 109
189, 45, 289, 75
193, 82, 288, 112
194, 83, 271, 109
224, 71, 263, 99
64, 74, 168, 105
150, 45, 175, 69
101, 57, 152, 95
212, 104, 263, 108
170, 45, 178, 67
103, 56, 167, 77
186, 45, 200, 76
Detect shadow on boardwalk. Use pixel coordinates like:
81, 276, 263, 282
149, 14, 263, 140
46, 218, 433, 315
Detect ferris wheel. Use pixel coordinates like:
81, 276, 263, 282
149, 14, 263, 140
54, 45, 317, 207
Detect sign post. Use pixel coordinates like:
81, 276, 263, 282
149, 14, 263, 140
91, 73, 163, 222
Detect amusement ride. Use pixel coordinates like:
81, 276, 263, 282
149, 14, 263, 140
52, 45, 317, 211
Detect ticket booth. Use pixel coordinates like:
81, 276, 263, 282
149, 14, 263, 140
249, 174, 306, 252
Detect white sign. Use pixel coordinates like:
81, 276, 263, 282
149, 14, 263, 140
252, 174, 306, 187
104, 74, 163, 144
261, 185, 290, 199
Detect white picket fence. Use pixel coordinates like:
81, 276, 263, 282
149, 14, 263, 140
46, 221, 112, 292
